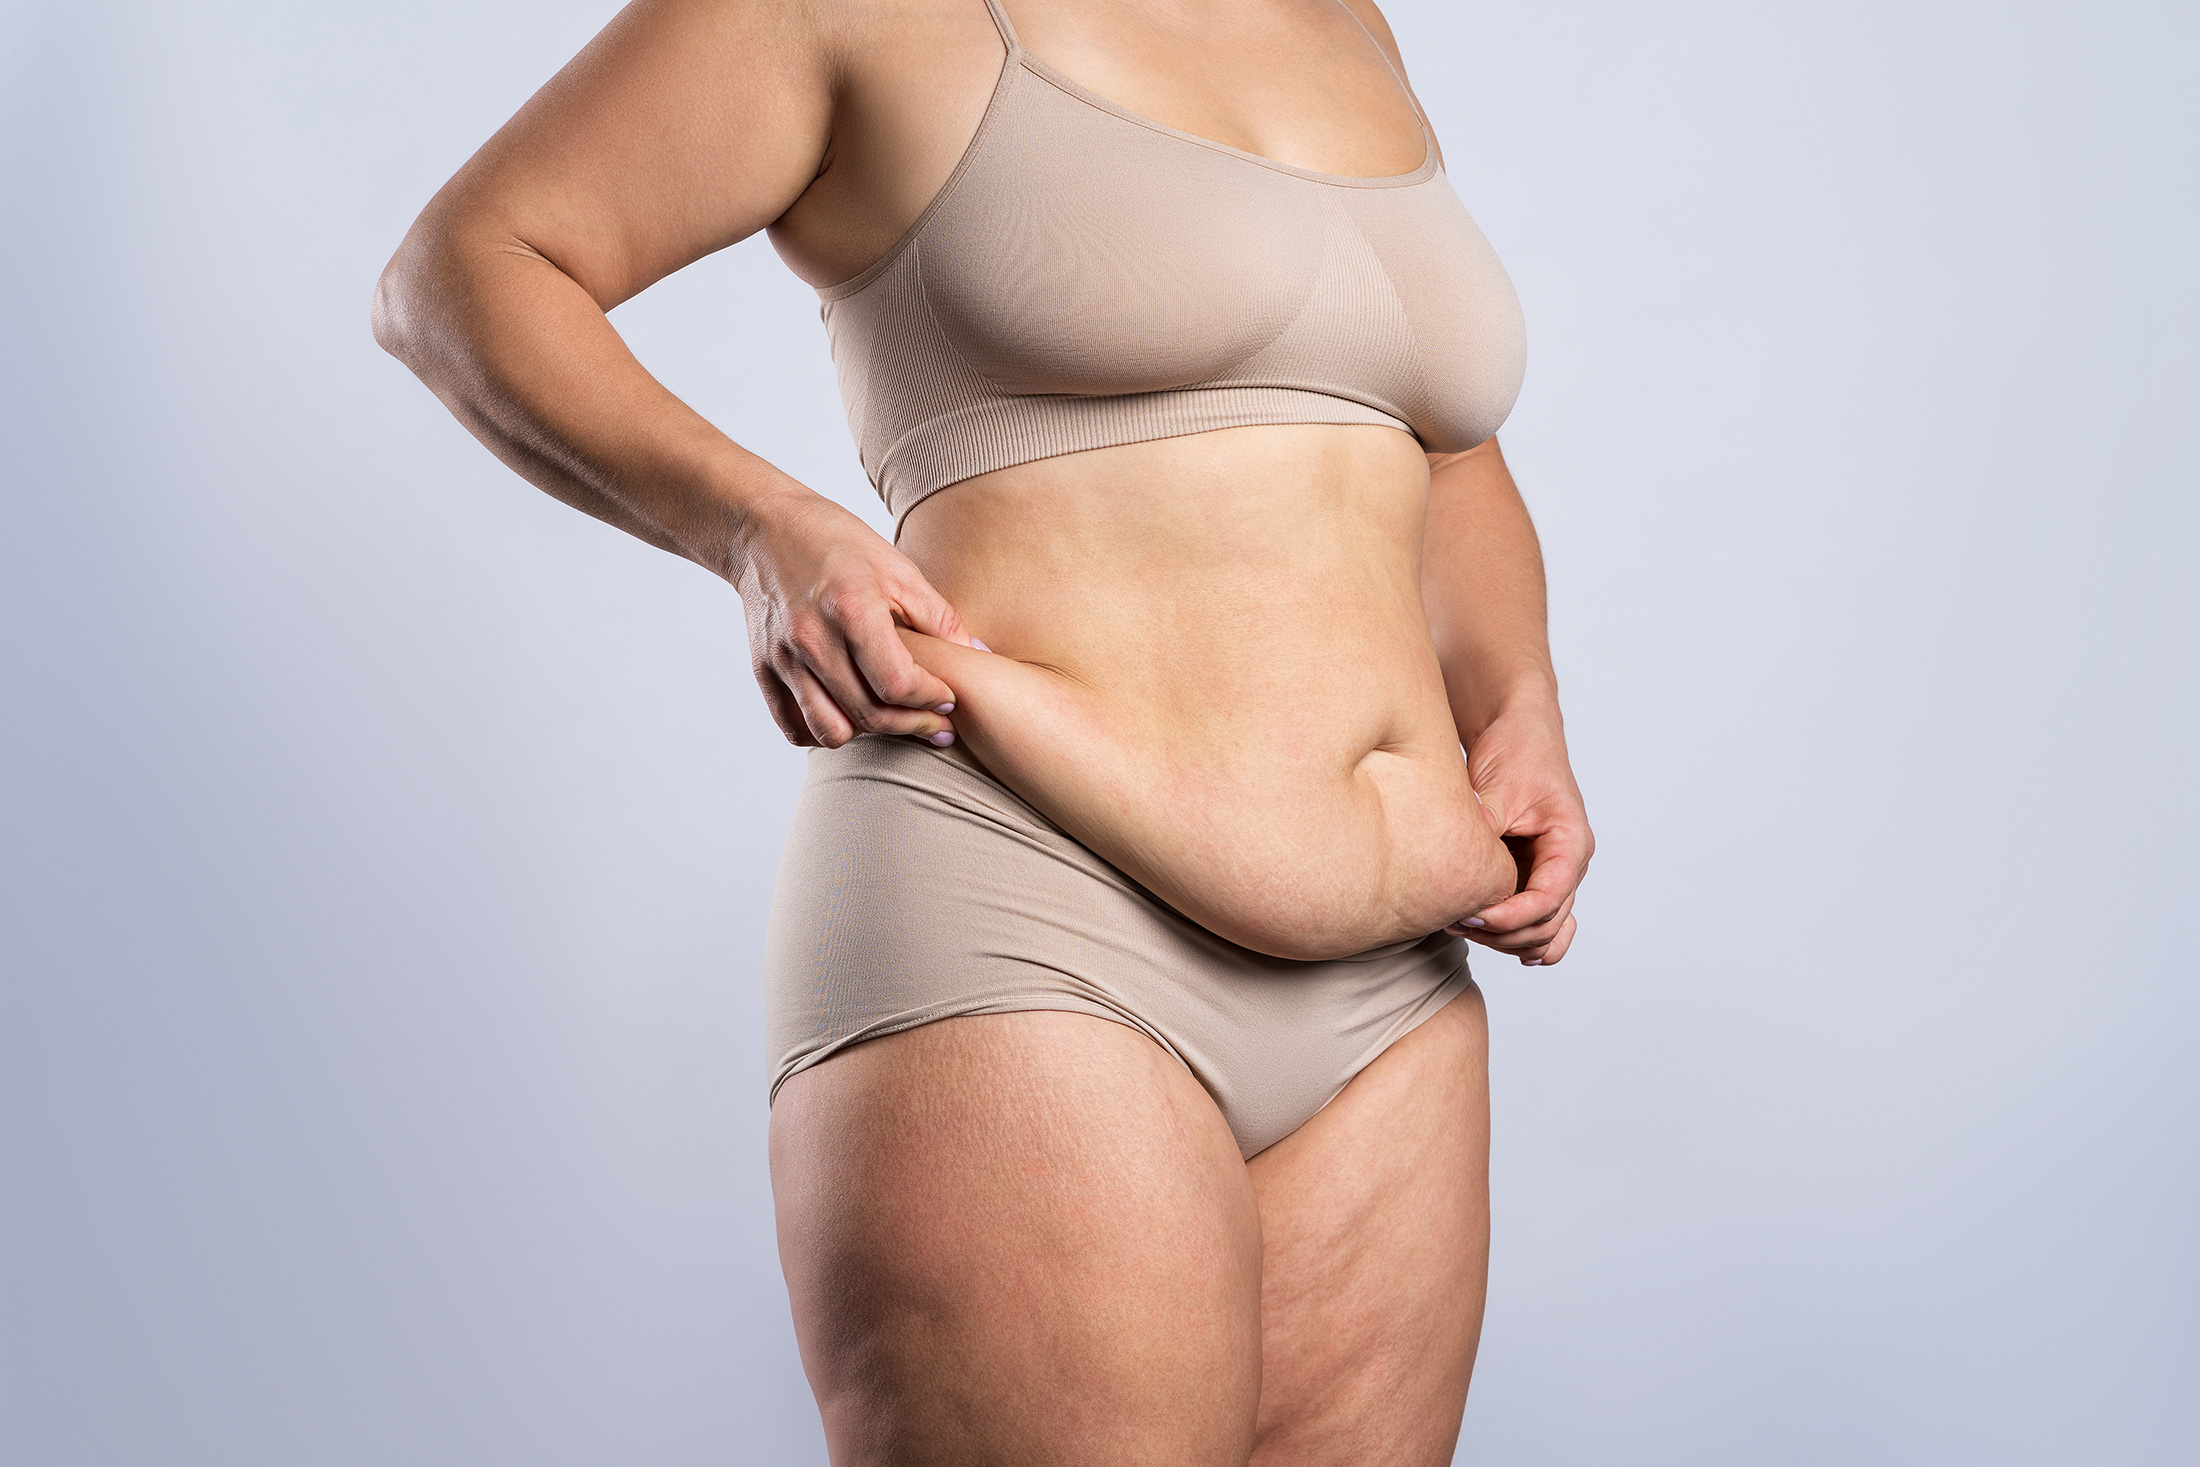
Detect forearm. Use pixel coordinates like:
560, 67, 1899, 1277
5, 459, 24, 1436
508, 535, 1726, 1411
1420, 436, 1559, 740
371, 221, 802, 582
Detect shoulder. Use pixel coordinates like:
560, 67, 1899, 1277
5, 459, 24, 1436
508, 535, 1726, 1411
1332, 0, 1415, 77
1329, 0, 1444, 160
573, 0, 988, 77
803, 0, 1007, 71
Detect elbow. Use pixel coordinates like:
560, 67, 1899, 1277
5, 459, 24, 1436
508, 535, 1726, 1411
370, 239, 430, 368
369, 265, 407, 361
370, 212, 463, 370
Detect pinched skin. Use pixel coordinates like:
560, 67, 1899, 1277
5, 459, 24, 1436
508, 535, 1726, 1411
896, 422, 1517, 962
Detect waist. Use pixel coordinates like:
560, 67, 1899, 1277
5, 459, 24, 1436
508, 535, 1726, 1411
889, 423, 1512, 958
900, 422, 1440, 732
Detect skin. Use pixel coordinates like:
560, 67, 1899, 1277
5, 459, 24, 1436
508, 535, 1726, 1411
374, 0, 1592, 1459
898, 425, 1517, 959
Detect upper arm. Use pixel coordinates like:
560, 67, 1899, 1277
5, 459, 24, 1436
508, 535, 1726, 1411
408, 0, 838, 309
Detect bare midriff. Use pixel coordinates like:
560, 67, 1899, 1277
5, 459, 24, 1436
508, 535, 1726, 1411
894, 421, 1517, 962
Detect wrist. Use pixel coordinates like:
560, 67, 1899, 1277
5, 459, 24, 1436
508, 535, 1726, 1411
1448, 665, 1561, 744
718, 469, 822, 586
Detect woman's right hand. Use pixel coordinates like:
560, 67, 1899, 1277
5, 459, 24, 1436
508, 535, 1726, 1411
734, 488, 973, 748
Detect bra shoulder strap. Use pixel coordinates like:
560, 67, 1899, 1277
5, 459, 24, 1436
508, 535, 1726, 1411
980, 0, 1024, 58
1326, 0, 1425, 126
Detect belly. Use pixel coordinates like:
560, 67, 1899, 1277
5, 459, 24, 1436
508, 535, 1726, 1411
895, 424, 1516, 960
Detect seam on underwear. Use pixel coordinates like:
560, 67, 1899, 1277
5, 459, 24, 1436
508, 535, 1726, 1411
907, 236, 1006, 394
1335, 202, 1439, 421
768, 991, 1190, 1106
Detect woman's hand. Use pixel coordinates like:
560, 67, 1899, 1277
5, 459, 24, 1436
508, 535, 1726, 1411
1445, 699, 1593, 965
1419, 438, 1590, 967
734, 488, 973, 748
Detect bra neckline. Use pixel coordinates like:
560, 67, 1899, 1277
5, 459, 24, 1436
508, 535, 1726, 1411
1012, 50, 1440, 191
816, 9, 1446, 303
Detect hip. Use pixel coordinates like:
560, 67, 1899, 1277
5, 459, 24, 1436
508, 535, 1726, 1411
764, 735, 1476, 1158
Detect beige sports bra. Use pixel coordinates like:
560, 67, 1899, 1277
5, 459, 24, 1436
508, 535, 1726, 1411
818, 0, 1528, 528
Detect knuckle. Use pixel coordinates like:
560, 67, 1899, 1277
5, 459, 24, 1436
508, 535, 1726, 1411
818, 583, 877, 627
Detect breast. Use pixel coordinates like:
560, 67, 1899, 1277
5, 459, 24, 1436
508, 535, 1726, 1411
916, 74, 1324, 396
815, 63, 1529, 518
1337, 182, 1528, 451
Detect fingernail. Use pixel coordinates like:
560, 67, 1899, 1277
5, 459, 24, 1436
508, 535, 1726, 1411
971, 638, 991, 652
935, 702, 955, 714
1522, 958, 1543, 967
928, 730, 955, 747
1462, 917, 1487, 929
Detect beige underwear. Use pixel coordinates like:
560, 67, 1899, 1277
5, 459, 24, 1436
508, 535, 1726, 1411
818, 0, 1528, 528
765, 739, 1475, 1158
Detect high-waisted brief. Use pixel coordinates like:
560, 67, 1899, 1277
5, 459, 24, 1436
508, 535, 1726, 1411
764, 737, 1473, 1158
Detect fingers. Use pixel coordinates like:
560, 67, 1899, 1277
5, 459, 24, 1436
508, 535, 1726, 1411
891, 576, 972, 648
1463, 886, 1574, 954
790, 574, 964, 744
1442, 822, 1589, 964
754, 662, 818, 748
781, 635, 954, 746
1536, 912, 1578, 965
782, 662, 856, 748
1447, 901, 1577, 967
804, 621, 952, 741
1466, 828, 1589, 936
736, 495, 971, 746
774, 588, 960, 746
1460, 883, 1575, 956
839, 599, 959, 715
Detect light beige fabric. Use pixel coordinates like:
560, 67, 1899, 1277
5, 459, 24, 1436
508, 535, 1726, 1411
819, 0, 1529, 527
766, 738, 1476, 1159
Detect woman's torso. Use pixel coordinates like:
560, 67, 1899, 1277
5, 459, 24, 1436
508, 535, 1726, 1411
768, 0, 1524, 958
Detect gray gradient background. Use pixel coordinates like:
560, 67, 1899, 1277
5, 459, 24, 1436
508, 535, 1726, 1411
3, 1, 2193, 1462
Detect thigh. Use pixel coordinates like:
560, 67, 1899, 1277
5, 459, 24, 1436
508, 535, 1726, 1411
769, 1009, 1264, 1467
1247, 984, 1491, 1467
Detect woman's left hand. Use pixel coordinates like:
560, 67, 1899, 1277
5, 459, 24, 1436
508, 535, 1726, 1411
1445, 699, 1593, 965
